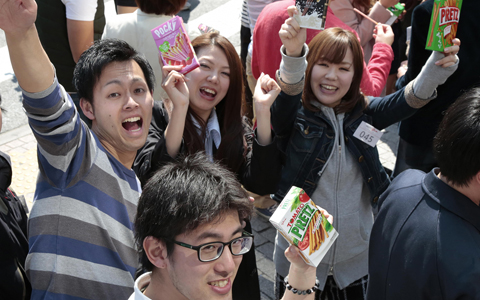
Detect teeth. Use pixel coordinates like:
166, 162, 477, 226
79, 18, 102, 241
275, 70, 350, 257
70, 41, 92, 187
130, 128, 141, 132
321, 85, 337, 90
201, 87, 216, 95
123, 117, 140, 123
209, 280, 228, 287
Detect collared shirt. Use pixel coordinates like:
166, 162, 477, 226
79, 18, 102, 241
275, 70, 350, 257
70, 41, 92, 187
128, 272, 152, 300
192, 109, 221, 161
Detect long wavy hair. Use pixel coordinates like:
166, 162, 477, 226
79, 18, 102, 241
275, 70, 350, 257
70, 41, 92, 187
183, 33, 246, 174
302, 27, 366, 114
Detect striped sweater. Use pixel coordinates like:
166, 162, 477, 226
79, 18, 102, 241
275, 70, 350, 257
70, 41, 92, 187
24, 79, 140, 300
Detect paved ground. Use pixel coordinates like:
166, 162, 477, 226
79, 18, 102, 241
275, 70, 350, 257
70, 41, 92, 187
0, 1, 399, 299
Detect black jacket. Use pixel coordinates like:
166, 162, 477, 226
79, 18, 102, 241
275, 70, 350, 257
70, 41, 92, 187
0, 151, 31, 300
367, 169, 480, 299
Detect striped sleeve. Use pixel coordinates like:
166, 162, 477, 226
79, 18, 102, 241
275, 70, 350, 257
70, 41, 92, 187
22, 79, 95, 189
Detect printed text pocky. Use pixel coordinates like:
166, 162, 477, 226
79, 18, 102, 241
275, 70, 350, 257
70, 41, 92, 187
151, 16, 199, 74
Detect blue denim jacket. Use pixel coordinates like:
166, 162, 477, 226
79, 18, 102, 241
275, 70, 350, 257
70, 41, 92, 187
271, 81, 425, 209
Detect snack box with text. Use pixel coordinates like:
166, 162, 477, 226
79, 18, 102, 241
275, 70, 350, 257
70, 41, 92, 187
294, 0, 330, 30
151, 16, 199, 74
270, 186, 338, 267
425, 0, 463, 52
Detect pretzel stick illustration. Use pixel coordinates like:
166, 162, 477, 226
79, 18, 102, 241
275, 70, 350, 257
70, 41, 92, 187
353, 8, 378, 25
427, 2, 440, 47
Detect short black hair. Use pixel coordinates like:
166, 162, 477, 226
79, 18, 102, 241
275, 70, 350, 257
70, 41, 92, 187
73, 38, 155, 103
134, 152, 253, 271
434, 87, 480, 186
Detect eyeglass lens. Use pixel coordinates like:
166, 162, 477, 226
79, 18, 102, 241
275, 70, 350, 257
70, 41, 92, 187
199, 236, 253, 261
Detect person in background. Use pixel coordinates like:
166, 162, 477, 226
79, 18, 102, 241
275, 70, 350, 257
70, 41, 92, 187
269, 6, 458, 299
392, 0, 480, 177
102, 0, 187, 102
329, 0, 400, 63
0, 0, 155, 298
367, 88, 480, 299
35, 0, 105, 126
132, 152, 327, 300
0, 93, 31, 300
114, 0, 138, 14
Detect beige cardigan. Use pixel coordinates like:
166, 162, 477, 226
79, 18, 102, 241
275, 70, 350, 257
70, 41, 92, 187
329, 0, 392, 63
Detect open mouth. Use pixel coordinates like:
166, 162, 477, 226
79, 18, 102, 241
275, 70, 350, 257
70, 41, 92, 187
321, 84, 338, 91
200, 87, 217, 98
208, 279, 228, 288
122, 116, 143, 132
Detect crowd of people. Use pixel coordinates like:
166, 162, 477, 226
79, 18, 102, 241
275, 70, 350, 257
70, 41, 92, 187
0, 0, 479, 299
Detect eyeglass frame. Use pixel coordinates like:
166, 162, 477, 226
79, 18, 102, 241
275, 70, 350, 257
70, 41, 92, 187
171, 231, 254, 262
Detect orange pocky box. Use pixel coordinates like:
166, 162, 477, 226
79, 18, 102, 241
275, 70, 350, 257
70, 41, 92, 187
426, 0, 463, 52
151, 16, 199, 74
270, 186, 338, 267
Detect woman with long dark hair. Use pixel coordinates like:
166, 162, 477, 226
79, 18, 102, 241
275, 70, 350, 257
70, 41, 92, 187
134, 32, 282, 300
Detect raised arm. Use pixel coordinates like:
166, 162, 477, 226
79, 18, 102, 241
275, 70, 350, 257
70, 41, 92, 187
254, 73, 281, 145
367, 41, 460, 130
161, 65, 190, 158
0, 0, 54, 93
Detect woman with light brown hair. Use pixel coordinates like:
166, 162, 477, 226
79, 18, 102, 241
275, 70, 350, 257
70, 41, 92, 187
267, 6, 460, 299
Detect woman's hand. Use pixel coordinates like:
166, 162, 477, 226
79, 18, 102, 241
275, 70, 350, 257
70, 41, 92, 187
279, 6, 306, 57
161, 64, 190, 111
254, 73, 280, 146
436, 38, 460, 68
254, 73, 281, 113
373, 23, 394, 46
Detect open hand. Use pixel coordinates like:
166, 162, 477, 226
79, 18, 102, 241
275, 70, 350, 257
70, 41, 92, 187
279, 6, 306, 57
0, 0, 37, 34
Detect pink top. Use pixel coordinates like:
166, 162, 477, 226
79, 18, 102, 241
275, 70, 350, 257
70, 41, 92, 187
251, 0, 393, 97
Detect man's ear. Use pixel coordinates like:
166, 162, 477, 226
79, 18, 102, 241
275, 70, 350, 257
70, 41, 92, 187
144, 236, 169, 269
79, 98, 95, 120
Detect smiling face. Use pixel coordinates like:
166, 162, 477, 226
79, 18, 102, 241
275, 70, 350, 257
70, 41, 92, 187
186, 45, 230, 121
82, 60, 153, 167
164, 210, 243, 300
310, 47, 355, 108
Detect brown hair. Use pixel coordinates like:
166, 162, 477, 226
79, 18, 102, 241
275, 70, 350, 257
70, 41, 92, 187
135, 0, 187, 15
183, 33, 246, 173
303, 27, 366, 114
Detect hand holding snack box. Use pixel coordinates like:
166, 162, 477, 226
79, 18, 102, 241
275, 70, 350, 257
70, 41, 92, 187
426, 0, 463, 52
151, 16, 199, 74
293, 0, 330, 30
270, 186, 338, 267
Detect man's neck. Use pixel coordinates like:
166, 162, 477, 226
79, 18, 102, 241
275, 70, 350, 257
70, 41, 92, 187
144, 270, 186, 300
438, 171, 480, 206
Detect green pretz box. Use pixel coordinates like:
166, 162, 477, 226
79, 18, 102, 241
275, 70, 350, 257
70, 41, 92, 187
426, 0, 463, 52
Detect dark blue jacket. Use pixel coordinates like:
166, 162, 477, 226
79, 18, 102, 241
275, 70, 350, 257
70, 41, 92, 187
367, 169, 480, 299
271, 84, 420, 208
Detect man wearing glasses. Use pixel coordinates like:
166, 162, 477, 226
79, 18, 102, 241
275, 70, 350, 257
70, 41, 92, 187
133, 153, 321, 300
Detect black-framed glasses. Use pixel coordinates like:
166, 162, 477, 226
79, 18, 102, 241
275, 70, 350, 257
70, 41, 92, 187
172, 231, 254, 262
